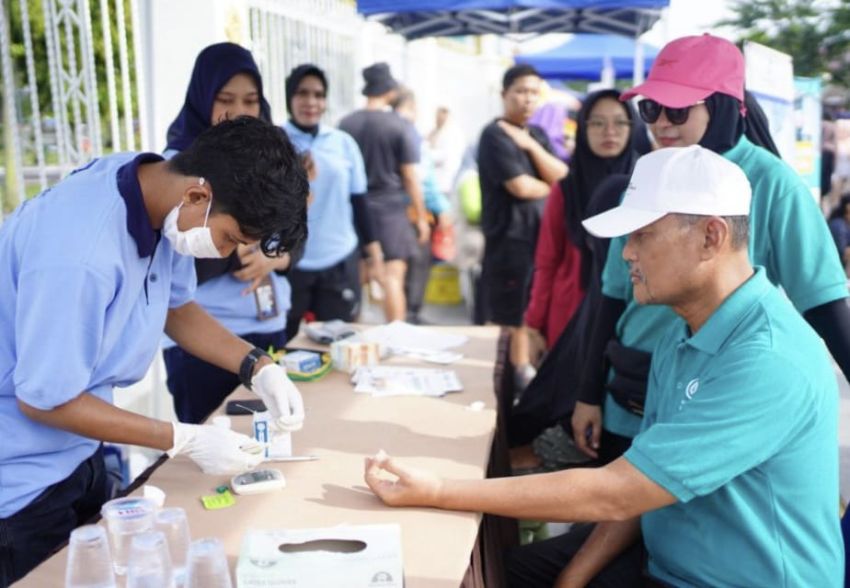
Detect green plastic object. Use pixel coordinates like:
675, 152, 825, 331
457, 170, 481, 225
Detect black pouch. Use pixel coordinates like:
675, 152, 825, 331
604, 339, 652, 416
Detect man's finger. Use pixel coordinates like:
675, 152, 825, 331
590, 421, 602, 451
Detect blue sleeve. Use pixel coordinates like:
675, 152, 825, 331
625, 351, 814, 502
14, 265, 114, 409
760, 164, 848, 311
601, 235, 631, 301
168, 251, 196, 308
344, 133, 368, 196
421, 151, 450, 215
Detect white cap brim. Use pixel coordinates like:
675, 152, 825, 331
582, 206, 668, 239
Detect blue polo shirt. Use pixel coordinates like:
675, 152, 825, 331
601, 136, 849, 437
160, 149, 290, 343
625, 268, 842, 587
0, 153, 196, 517
284, 122, 368, 271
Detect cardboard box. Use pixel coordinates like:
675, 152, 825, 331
237, 524, 403, 587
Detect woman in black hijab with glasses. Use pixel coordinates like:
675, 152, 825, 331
510, 90, 639, 468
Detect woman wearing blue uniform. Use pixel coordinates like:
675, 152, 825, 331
283, 64, 385, 339
162, 43, 295, 423
0, 117, 308, 584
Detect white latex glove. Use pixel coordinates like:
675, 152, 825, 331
168, 422, 264, 475
251, 363, 305, 432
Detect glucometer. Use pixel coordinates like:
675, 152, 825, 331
230, 469, 286, 495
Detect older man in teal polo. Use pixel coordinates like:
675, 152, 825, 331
363, 146, 843, 587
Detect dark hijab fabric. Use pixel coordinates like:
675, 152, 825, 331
561, 89, 637, 288
165, 42, 271, 151
165, 43, 271, 284
698, 91, 780, 157
285, 64, 328, 136
742, 91, 781, 157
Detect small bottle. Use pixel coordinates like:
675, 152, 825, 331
253, 275, 279, 320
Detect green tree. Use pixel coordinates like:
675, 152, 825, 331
5, 0, 137, 149
721, 0, 850, 87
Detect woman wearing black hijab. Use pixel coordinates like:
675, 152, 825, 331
510, 91, 638, 458
162, 43, 295, 424
282, 63, 384, 340
524, 90, 637, 352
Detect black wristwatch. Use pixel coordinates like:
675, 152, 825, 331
239, 347, 270, 390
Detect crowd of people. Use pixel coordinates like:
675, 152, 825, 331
1, 31, 848, 588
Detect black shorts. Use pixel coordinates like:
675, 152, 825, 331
480, 238, 535, 327
367, 199, 418, 261
286, 249, 361, 340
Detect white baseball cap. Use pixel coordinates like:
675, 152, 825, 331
582, 146, 752, 238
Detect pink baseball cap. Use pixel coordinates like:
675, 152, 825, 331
621, 34, 745, 108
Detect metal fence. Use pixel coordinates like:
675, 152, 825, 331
0, 0, 147, 214
1, 0, 505, 218
247, 0, 361, 126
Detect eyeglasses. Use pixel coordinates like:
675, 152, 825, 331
586, 118, 632, 133
638, 99, 705, 125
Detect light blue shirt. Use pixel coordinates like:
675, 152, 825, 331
0, 153, 196, 517
626, 268, 843, 587
601, 136, 849, 437
284, 122, 367, 271
161, 148, 289, 344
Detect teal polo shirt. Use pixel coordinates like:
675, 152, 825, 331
601, 136, 848, 437
625, 268, 842, 587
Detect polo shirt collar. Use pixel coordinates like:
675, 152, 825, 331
285, 121, 332, 140
116, 153, 164, 258
682, 266, 772, 355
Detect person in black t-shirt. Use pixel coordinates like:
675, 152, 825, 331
339, 63, 430, 322
477, 65, 568, 390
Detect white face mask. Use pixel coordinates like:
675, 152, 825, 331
162, 189, 222, 258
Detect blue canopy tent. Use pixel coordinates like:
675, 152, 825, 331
516, 34, 659, 80
356, 1, 669, 40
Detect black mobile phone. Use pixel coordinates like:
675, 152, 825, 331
225, 399, 267, 415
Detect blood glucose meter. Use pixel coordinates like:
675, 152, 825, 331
230, 469, 286, 495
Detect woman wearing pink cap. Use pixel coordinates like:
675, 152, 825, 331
506, 34, 849, 587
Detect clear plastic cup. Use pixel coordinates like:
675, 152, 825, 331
185, 538, 232, 588
155, 507, 191, 586
65, 525, 117, 588
100, 497, 156, 575
126, 530, 175, 588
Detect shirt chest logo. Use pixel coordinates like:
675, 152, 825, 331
677, 378, 700, 411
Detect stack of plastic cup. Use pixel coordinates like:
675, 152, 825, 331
155, 507, 191, 586
100, 497, 156, 576
126, 530, 175, 588
185, 538, 232, 588
64, 525, 116, 588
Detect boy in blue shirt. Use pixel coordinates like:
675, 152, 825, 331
0, 117, 308, 584
363, 147, 843, 587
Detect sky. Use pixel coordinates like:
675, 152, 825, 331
642, 0, 737, 46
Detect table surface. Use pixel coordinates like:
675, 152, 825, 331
17, 325, 500, 588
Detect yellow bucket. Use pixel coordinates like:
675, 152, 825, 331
424, 264, 463, 305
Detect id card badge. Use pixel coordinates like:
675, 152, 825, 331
254, 275, 280, 321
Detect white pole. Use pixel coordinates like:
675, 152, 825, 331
100, 0, 121, 151
19, 0, 48, 189
0, 0, 26, 207
115, 0, 134, 150
130, 0, 150, 151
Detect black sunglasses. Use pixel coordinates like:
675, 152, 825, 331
638, 99, 705, 125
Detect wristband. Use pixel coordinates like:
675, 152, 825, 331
239, 347, 270, 390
